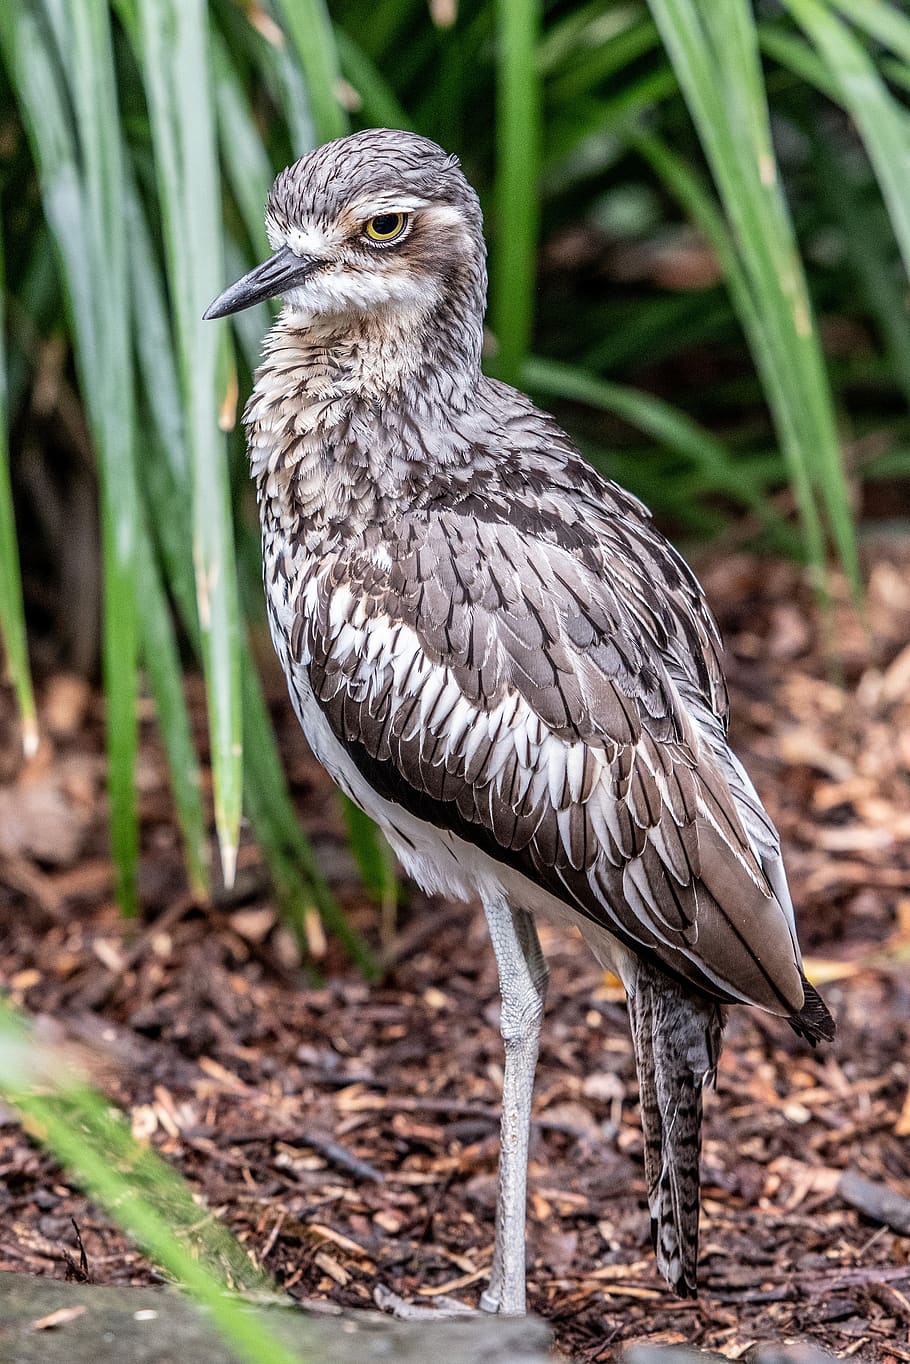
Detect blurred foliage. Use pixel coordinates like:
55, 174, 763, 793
0, 1001, 310, 1364
1, 0, 910, 942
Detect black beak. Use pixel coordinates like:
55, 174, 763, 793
203, 245, 319, 320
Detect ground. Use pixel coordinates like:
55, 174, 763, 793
1, 545, 910, 1363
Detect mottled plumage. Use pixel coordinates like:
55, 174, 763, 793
206, 128, 834, 1314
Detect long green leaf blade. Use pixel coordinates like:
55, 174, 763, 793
341, 796, 397, 946
273, 0, 349, 144
787, 0, 910, 283
491, 0, 542, 382
829, 0, 910, 66
523, 355, 773, 516
1, 1, 142, 912
0, 1005, 307, 1364
242, 660, 378, 979
139, 0, 243, 888
647, 0, 858, 593
72, 0, 142, 915
0, 207, 37, 756
125, 174, 365, 969
136, 521, 209, 898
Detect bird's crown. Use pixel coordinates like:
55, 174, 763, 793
265, 128, 473, 240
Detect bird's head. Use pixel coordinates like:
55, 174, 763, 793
205, 128, 486, 367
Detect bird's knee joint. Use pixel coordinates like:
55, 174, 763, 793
499, 996, 544, 1045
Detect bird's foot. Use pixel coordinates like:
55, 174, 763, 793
479, 1282, 525, 1316
375, 1269, 526, 1319
373, 1285, 475, 1320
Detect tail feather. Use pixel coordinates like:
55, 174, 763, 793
789, 974, 836, 1045
627, 964, 725, 1298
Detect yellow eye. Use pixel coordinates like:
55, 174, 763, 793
364, 212, 408, 243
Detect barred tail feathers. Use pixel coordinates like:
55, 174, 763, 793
790, 974, 835, 1044
627, 964, 725, 1298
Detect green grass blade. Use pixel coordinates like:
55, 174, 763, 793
241, 660, 378, 979
828, 0, 910, 66
646, 0, 857, 594
335, 29, 414, 132
4, 222, 59, 418
1, 0, 142, 912
139, 0, 243, 888
245, 15, 317, 156
814, 131, 910, 410
124, 176, 367, 971
273, 0, 349, 144
0, 207, 37, 757
341, 796, 397, 943
523, 355, 781, 524
490, 0, 542, 383
0, 1006, 308, 1364
212, 33, 275, 258
537, 0, 647, 73
542, 67, 678, 177
548, 14, 659, 106
582, 291, 734, 374
123, 176, 187, 485
136, 521, 209, 898
787, 0, 910, 283
758, 22, 839, 100
72, 0, 141, 917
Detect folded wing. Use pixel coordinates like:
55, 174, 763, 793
293, 487, 823, 1027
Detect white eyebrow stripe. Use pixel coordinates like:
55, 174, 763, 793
351, 194, 433, 216
418, 204, 466, 230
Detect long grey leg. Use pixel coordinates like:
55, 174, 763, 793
479, 898, 548, 1316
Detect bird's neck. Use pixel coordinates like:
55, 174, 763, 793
245, 304, 484, 539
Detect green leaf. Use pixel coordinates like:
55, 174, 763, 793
341, 797, 397, 945
0, 202, 37, 756
136, 521, 209, 898
523, 355, 783, 530
0, 1003, 308, 1364
814, 130, 910, 411
646, 0, 858, 594
273, 0, 349, 144
828, 0, 910, 66
1, 0, 142, 913
138, 0, 243, 888
490, 0, 542, 382
242, 660, 378, 979
787, 0, 910, 284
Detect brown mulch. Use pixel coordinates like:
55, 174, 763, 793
1, 543, 910, 1362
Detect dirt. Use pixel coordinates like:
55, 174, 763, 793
1, 544, 910, 1362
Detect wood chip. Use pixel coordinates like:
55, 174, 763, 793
307, 1224, 369, 1258
31, 1305, 87, 1330
313, 1250, 350, 1286
417, 1267, 488, 1296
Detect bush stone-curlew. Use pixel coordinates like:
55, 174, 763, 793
205, 128, 834, 1316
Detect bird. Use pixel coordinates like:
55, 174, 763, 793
204, 128, 834, 1316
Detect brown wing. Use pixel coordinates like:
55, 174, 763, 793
294, 495, 807, 1018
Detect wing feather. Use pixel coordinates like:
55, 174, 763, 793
293, 494, 807, 1018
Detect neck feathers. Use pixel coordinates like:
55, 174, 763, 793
244, 296, 483, 538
